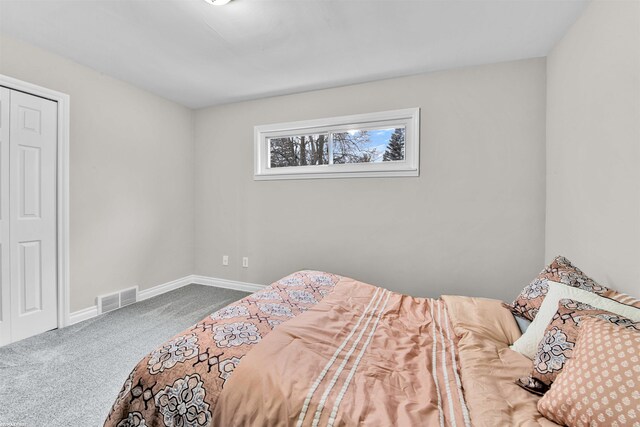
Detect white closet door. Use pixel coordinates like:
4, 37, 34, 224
9, 90, 58, 343
0, 87, 10, 345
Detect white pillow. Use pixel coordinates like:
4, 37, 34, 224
510, 281, 640, 359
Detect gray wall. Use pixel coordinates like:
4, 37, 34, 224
194, 58, 547, 300
0, 36, 195, 312
546, 0, 640, 295
5, 2, 638, 312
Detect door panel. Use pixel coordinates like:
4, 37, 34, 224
19, 240, 43, 314
0, 87, 10, 345
19, 145, 42, 218
19, 106, 42, 134
9, 90, 57, 343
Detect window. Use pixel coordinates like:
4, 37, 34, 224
254, 108, 419, 180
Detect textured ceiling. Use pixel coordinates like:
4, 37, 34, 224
0, 0, 588, 108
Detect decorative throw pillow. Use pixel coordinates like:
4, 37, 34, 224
603, 289, 640, 309
530, 299, 639, 387
537, 317, 640, 427
510, 256, 607, 321
509, 281, 640, 359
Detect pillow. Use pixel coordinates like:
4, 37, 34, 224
537, 317, 640, 426
510, 281, 640, 359
509, 256, 607, 321
530, 299, 639, 387
602, 289, 640, 309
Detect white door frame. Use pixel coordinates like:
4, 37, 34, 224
0, 74, 70, 329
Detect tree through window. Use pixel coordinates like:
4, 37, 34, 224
256, 108, 419, 179
269, 134, 328, 167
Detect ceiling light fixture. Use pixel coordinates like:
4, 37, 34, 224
204, 0, 232, 5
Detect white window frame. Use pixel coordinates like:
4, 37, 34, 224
254, 108, 420, 180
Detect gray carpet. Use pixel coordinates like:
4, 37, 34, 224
0, 284, 248, 427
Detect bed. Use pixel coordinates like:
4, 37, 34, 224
104, 270, 557, 427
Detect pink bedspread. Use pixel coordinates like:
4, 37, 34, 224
104, 270, 342, 427
106, 272, 545, 426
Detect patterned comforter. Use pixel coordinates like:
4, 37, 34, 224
105, 270, 342, 427
105, 270, 568, 427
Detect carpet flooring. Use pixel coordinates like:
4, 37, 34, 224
0, 284, 248, 427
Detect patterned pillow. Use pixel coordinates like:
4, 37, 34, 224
530, 299, 639, 387
603, 289, 640, 309
537, 317, 640, 426
510, 256, 607, 321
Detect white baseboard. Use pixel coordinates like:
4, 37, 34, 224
189, 275, 266, 293
67, 275, 265, 326
138, 276, 193, 301
68, 305, 98, 325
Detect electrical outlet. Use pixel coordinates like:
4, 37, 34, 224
222, 255, 229, 266
242, 257, 249, 268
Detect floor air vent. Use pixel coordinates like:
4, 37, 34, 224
120, 287, 138, 307
97, 286, 138, 314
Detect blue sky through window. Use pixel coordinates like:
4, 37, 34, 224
369, 128, 394, 162
352, 128, 397, 162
